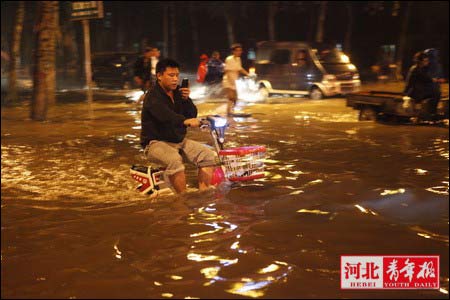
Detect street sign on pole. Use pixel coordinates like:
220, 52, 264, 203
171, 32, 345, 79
71, 1, 104, 21
71, 1, 104, 118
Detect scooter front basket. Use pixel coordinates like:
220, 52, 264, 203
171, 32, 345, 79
218, 146, 266, 181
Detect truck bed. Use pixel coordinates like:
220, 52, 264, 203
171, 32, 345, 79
346, 90, 449, 120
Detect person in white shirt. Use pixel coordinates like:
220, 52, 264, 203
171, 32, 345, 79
222, 43, 249, 116
150, 47, 160, 86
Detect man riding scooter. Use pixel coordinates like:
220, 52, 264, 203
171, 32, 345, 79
140, 58, 217, 194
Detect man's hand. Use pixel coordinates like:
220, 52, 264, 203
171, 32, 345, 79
179, 87, 190, 100
184, 118, 200, 127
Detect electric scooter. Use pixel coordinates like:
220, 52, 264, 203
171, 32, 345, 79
130, 115, 266, 197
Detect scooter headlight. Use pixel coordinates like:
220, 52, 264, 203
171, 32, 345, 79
212, 117, 228, 128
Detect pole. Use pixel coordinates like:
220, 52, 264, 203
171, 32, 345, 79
82, 19, 94, 118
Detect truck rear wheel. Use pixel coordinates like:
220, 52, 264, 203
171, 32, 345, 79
359, 106, 378, 121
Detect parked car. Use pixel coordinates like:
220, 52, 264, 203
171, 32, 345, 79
253, 41, 361, 99
91, 52, 139, 89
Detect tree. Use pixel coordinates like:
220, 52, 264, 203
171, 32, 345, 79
6, 1, 25, 104
114, 1, 124, 51
344, 2, 353, 53
47, 1, 59, 105
169, 1, 177, 60
307, 3, 316, 42
189, 2, 200, 57
206, 1, 238, 48
395, 1, 411, 80
268, 1, 278, 41
315, 1, 327, 43
163, 4, 169, 58
224, 8, 235, 47
31, 1, 58, 121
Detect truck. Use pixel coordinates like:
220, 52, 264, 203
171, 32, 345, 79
346, 90, 449, 122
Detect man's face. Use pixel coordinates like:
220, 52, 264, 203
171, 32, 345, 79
233, 47, 243, 57
157, 67, 179, 91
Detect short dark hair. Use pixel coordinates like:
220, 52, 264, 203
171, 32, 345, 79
231, 43, 242, 51
414, 51, 428, 63
156, 58, 180, 75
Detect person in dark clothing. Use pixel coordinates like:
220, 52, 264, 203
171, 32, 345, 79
133, 47, 153, 92
403, 51, 435, 117
424, 48, 444, 116
140, 58, 217, 193
205, 51, 224, 85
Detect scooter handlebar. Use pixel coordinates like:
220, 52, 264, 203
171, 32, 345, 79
200, 118, 211, 129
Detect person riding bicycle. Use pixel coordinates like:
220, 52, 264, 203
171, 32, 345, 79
140, 58, 217, 194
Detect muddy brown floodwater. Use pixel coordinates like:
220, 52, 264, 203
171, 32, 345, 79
1, 90, 448, 299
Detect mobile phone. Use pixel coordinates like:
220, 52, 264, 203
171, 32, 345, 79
181, 78, 189, 88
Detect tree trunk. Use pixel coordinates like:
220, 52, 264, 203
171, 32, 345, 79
170, 2, 177, 60
307, 5, 315, 43
189, 3, 200, 57
224, 11, 235, 48
344, 2, 353, 53
163, 5, 169, 58
115, 2, 124, 51
395, 1, 411, 81
6, 1, 25, 104
268, 1, 277, 41
315, 1, 327, 43
47, 1, 58, 105
31, 1, 57, 121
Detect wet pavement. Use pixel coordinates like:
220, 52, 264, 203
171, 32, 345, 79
1, 86, 449, 298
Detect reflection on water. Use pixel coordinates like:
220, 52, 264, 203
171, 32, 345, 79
1, 97, 448, 298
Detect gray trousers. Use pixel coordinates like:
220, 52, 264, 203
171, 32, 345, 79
144, 138, 217, 176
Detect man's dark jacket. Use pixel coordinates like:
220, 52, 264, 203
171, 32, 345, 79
140, 83, 197, 148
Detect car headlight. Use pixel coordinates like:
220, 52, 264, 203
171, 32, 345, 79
352, 73, 359, 80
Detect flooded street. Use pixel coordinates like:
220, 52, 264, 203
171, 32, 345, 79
1, 91, 449, 298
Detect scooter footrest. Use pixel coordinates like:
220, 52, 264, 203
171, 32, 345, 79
131, 165, 149, 173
